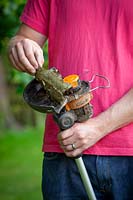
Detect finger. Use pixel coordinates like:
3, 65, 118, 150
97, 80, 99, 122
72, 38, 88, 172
65, 140, 95, 157
11, 47, 26, 72
16, 42, 36, 74
9, 53, 25, 72
34, 48, 44, 67
60, 136, 76, 146
71, 138, 87, 150
61, 142, 79, 152
61, 139, 88, 157
58, 132, 77, 147
60, 144, 74, 152
23, 41, 39, 69
58, 128, 74, 141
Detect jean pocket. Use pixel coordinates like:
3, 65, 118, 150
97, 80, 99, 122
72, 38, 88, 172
44, 152, 59, 160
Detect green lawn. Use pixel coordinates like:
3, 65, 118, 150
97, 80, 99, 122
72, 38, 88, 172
0, 125, 44, 200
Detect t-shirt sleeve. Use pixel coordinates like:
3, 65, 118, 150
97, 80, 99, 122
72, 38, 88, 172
20, 0, 49, 37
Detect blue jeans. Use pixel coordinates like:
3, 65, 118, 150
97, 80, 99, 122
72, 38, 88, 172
42, 153, 133, 200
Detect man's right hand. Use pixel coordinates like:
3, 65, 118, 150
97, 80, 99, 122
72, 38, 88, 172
9, 36, 44, 75
8, 24, 47, 75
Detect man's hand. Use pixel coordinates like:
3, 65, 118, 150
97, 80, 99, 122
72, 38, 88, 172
8, 24, 47, 75
9, 37, 44, 75
58, 118, 103, 157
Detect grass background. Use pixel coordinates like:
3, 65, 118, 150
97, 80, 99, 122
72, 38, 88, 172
0, 124, 44, 200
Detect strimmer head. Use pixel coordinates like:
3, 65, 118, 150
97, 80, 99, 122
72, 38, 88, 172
23, 78, 61, 113
23, 67, 110, 118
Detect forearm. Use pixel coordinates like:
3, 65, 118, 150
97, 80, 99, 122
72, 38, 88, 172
95, 88, 133, 137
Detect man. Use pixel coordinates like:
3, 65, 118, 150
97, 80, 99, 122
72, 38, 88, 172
8, 0, 133, 199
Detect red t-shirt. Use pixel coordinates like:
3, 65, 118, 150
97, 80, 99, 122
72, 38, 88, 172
21, 0, 133, 155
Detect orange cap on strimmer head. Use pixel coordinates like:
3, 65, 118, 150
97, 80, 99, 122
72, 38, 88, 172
63, 74, 79, 88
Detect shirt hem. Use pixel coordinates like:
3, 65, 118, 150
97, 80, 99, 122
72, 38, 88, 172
42, 145, 133, 156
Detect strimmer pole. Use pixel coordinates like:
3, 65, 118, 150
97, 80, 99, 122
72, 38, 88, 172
75, 157, 97, 200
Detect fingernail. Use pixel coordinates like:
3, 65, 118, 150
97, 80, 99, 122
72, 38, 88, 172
39, 62, 43, 68
39, 59, 44, 67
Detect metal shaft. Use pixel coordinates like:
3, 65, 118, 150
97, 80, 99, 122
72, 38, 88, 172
75, 157, 97, 200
